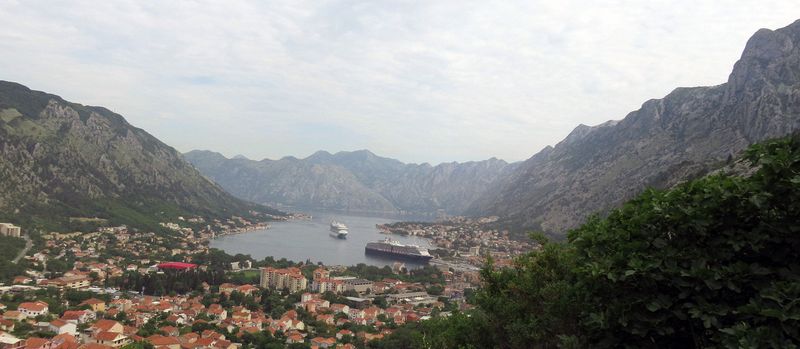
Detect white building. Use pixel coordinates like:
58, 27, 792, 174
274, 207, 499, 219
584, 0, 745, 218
48, 319, 77, 335
18, 301, 48, 318
0, 223, 21, 237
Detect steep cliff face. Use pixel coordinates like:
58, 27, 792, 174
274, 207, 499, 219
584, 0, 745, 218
185, 149, 515, 215
468, 20, 800, 235
0, 81, 280, 230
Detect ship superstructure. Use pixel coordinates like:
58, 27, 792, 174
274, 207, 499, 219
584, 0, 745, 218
329, 220, 349, 239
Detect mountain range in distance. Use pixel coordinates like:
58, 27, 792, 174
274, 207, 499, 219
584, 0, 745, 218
188, 19, 800, 236
184, 148, 517, 217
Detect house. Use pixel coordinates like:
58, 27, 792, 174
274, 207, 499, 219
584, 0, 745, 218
22, 338, 53, 349
236, 284, 258, 296
45, 275, 90, 290
52, 332, 80, 349
109, 299, 133, 312
2, 311, 23, 322
92, 332, 129, 348
218, 283, 237, 295
329, 304, 349, 314
88, 320, 124, 334
12, 276, 32, 285
336, 329, 353, 340
285, 332, 304, 345
310, 337, 336, 348
61, 310, 95, 324
0, 319, 15, 332
315, 314, 334, 325
48, 320, 77, 335
146, 335, 180, 349
0, 332, 23, 349
158, 325, 179, 336
79, 299, 106, 312
207, 304, 227, 320
18, 301, 49, 318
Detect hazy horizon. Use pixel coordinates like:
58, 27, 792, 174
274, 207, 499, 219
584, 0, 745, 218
1, 1, 799, 164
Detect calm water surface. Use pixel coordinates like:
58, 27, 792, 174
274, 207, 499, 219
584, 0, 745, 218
210, 212, 434, 268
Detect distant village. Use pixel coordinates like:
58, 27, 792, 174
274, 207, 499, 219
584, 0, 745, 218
0, 215, 487, 349
376, 216, 535, 268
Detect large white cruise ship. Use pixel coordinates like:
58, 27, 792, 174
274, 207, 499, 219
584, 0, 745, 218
329, 220, 349, 239
365, 238, 433, 262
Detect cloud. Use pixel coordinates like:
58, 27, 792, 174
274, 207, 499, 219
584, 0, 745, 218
0, 0, 799, 163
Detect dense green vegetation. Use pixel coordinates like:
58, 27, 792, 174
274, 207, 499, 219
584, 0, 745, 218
371, 135, 800, 348
112, 269, 228, 296
335, 263, 445, 284
0, 235, 27, 281
0, 235, 25, 262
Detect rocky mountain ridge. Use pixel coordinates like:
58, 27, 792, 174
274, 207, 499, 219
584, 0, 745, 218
0, 81, 280, 231
467, 19, 800, 235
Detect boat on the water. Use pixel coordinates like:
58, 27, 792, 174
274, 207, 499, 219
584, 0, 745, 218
365, 238, 433, 262
330, 220, 349, 239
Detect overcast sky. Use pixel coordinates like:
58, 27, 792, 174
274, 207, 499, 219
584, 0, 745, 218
1, 1, 798, 164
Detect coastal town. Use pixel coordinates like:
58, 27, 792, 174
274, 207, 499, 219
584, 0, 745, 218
0, 214, 493, 349
376, 216, 535, 269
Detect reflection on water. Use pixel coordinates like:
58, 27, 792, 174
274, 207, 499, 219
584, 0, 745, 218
210, 211, 433, 268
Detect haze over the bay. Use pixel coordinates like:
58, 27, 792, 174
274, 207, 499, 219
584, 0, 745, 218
1, 1, 798, 164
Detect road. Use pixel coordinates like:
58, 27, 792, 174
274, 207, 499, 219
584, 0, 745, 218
12, 234, 32, 264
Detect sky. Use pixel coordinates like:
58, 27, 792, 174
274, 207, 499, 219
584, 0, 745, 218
0, 1, 799, 164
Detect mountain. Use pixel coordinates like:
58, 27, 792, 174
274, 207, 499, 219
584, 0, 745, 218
184, 149, 515, 215
0, 81, 281, 231
468, 20, 800, 235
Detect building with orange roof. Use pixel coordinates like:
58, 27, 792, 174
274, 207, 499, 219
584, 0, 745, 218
79, 299, 106, 312
23, 338, 52, 349
91, 331, 129, 348
89, 320, 124, 334
48, 319, 77, 335
2, 311, 23, 322
235, 284, 258, 296
18, 301, 49, 318
310, 337, 335, 348
146, 335, 180, 349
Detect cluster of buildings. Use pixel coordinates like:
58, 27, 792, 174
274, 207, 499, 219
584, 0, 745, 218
376, 216, 535, 267
309, 268, 373, 295
259, 267, 308, 294
0, 211, 482, 348
0, 223, 21, 238
0, 274, 458, 349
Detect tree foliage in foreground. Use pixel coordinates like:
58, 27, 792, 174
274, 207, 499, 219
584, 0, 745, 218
373, 134, 800, 348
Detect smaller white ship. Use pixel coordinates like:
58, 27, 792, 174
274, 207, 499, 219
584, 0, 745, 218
329, 220, 349, 239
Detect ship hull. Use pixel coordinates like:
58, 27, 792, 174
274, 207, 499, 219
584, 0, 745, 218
329, 231, 347, 239
365, 247, 433, 262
